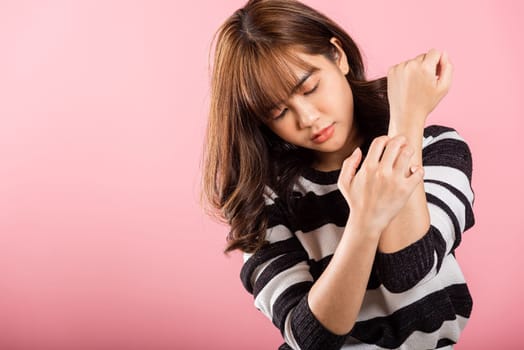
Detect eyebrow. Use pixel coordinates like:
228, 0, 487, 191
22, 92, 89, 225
290, 68, 319, 95
268, 67, 320, 115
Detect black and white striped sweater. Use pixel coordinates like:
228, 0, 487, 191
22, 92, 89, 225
240, 125, 476, 350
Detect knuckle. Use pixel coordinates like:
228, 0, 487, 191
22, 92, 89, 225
365, 162, 376, 172
379, 135, 390, 143
371, 136, 387, 148
395, 135, 407, 143
403, 148, 414, 157
387, 136, 404, 149
376, 166, 390, 178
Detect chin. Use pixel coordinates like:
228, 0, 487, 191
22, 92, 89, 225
314, 143, 343, 154
327, 136, 346, 150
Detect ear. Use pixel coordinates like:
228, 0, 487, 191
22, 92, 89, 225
329, 37, 350, 75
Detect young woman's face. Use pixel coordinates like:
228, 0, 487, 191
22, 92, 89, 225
263, 38, 362, 171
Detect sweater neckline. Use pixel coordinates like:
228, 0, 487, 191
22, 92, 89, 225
301, 166, 341, 185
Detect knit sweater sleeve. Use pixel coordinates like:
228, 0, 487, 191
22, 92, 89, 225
240, 186, 348, 350
375, 124, 476, 293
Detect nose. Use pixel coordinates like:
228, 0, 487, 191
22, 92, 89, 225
296, 101, 320, 129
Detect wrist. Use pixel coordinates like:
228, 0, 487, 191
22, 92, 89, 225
346, 214, 383, 241
388, 118, 424, 136
388, 120, 424, 148
388, 108, 425, 127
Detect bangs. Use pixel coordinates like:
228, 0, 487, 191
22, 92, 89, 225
237, 45, 318, 122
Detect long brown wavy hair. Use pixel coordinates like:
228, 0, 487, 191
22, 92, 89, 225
200, 0, 390, 254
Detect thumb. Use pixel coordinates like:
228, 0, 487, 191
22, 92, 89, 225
343, 147, 362, 177
437, 51, 453, 90
407, 165, 425, 186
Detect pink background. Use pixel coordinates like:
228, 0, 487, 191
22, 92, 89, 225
0, 1, 522, 349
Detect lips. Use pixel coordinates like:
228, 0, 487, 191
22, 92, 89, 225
312, 123, 335, 144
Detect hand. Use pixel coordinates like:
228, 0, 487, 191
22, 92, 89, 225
387, 48, 453, 125
337, 135, 425, 233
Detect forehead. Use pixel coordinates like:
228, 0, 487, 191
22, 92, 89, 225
280, 49, 327, 81
291, 50, 327, 68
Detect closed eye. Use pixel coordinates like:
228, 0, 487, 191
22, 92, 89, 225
273, 83, 319, 120
304, 83, 319, 95
273, 109, 287, 120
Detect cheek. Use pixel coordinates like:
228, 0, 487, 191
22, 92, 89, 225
321, 74, 351, 111
339, 80, 354, 113
273, 121, 297, 140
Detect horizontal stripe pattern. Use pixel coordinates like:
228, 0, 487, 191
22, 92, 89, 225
342, 316, 467, 349
351, 285, 471, 348
240, 124, 475, 349
374, 226, 446, 293
293, 175, 340, 196
356, 253, 471, 321
295, 223, 345, 262
291, 190, 349, 233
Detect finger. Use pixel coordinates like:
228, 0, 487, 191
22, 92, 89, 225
414, 52, 426, 62
406, 165, 425, 188
421, 48, 443, 78
380, 135, 407, 170
394, 144, 414, 177
415, 48, 439, 63
437, 50, 453, 90
365, 136, 390, 165
422, 48, 441, 64
340, 147, 362, 181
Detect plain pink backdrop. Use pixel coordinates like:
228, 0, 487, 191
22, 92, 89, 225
0, 1, 522, 349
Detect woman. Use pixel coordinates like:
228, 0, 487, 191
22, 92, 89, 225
201, 0, 475, 349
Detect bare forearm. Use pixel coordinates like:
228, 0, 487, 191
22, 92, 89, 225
307, 217, 381, 335
379, 121, 430, 253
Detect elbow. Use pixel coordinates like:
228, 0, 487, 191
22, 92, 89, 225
287, 295, 349, 350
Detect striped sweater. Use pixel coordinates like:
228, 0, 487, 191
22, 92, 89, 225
240, 125, 476, 350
